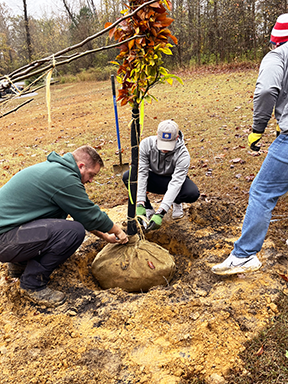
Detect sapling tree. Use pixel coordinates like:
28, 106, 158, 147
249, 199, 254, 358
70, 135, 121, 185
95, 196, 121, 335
106, 0, 182, 235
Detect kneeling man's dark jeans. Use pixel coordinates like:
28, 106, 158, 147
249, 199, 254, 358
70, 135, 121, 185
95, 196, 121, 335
0, 219, 85, 291
123, 170, 200, 209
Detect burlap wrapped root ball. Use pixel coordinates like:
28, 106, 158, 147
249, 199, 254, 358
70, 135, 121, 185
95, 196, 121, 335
91, 234, 176, 292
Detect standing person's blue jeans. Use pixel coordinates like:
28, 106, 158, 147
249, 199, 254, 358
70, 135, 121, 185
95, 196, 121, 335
233, 134, 288, 258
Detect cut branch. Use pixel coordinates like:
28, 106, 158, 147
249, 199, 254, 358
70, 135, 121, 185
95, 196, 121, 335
6, 34, 145, 84
0, 99, 34, 118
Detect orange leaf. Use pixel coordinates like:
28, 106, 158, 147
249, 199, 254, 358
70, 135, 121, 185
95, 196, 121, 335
255, 346, 264, 356
105, 22, 112, 29
279, 273, 288, 282
128, 39, 134, 50
151, 28, 158, 37
169, 34, 178, 44
159, 17, 174, 27
121, 98, 128, 106
148, 261, 155, 269
109, 27, 116, 40
149, 2, 161, 8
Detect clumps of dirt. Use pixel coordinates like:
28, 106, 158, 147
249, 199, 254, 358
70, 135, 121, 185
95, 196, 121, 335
188, 197, 245, 228
1, 197, 288, 384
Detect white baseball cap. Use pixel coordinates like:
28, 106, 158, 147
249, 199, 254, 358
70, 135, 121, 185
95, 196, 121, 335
157, 120, 179, 151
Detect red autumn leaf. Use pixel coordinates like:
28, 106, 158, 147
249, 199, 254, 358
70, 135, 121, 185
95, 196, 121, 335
108, 27, 116, 40
148, 261, 155, 269
255, 345, 264, 356
279, 273, 288, 282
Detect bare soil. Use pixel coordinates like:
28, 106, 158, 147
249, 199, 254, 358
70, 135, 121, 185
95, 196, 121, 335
1, 71, 288, 384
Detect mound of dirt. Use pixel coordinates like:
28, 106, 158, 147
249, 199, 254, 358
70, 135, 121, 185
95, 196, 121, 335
1, 198, 288, 384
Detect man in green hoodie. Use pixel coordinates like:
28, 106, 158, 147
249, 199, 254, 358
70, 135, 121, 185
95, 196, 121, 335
0, 145, 128, 307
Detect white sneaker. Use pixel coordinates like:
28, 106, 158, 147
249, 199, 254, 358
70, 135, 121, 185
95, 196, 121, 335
146, 208, 155, 220
172, 203, 184, 219
211, 253, 262, 275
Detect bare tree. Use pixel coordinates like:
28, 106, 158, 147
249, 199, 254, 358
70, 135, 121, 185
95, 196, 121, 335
23, 0, 32, 62
62, 0, 77, 26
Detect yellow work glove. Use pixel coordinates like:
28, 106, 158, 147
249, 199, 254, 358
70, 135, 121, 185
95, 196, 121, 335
248, 132, 262, 152
276, 124, 281, 138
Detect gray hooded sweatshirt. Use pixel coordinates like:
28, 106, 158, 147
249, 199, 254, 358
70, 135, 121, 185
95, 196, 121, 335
253, 42, 288, 134
137, 130, 190, 213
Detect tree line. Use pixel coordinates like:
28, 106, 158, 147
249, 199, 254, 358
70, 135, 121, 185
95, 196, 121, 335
0, 0, 287, 78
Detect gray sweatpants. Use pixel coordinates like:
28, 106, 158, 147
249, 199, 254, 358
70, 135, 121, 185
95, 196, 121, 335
0, 219, 85, 291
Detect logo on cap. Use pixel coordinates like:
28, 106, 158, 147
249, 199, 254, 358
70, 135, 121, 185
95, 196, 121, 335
162, 132, 172, 140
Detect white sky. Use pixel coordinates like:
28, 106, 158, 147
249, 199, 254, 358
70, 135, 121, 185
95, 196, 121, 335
1, 0, 66, 18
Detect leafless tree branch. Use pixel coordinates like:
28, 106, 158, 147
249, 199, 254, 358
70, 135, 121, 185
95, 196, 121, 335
0, 98, 34, 118
4, 34, 145, 84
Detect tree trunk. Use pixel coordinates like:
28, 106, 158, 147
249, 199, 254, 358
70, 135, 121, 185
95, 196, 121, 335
62, 0, 77, 27
23, 0, 32, 62
127, 103, 140, 236
196, 0, 201, 65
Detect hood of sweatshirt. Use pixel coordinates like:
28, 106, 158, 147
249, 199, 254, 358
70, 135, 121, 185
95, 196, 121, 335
47, 151, 81, 179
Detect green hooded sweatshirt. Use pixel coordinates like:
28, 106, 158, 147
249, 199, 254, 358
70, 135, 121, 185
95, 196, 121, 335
0, 151, 113, 234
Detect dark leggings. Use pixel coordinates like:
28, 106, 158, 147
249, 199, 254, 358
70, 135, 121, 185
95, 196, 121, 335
122, 170, 200, 209
0, 219, 85, 291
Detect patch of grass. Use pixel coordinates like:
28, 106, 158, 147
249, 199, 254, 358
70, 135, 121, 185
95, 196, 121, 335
228, 292, 288, 384
57, 66, 117, 84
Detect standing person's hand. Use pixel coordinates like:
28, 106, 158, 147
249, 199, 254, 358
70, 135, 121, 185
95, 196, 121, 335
248, 132, 262, 151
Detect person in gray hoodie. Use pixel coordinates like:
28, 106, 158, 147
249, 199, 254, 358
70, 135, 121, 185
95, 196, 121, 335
0, 145, 128, 306
123, 120, 200, 231
212, 13, 288, 276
